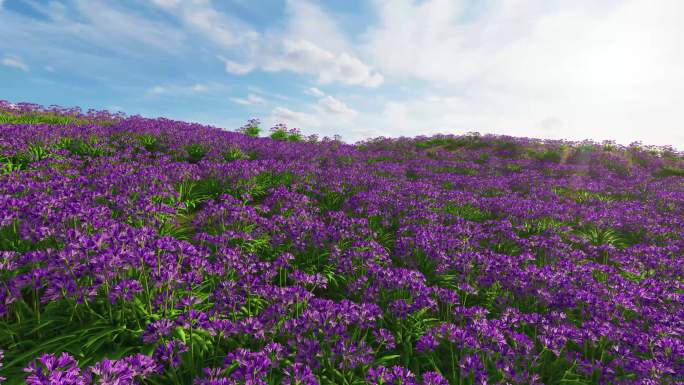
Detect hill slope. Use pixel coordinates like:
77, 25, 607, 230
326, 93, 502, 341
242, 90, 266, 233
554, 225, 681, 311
1, 101, 683, 384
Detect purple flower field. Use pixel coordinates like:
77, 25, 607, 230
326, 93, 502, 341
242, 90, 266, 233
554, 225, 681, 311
0, 100, 682, 384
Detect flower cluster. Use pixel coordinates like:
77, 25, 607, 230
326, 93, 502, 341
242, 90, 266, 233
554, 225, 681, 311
0, 101, 682, 384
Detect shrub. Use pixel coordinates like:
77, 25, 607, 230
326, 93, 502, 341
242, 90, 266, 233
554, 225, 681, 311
238, 118, 261, 137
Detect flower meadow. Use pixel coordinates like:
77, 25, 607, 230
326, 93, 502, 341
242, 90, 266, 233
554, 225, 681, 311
0, 100, 683, 385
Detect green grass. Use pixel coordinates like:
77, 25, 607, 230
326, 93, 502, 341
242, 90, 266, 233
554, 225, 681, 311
442, 203, 494, 222
0, 112, 90, 125
415, 135, 489, 151
653, 165, 684, 177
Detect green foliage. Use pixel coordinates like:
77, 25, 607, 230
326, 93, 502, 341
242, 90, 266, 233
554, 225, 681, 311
529, 149, 562, 163
367, 155, 392, 164
269, 129, 301, 142
55, 137, 108, 157
0, 296, 145, 380
553, 187, 632, 203
442, 203, 493, 222
415, 135, 487, 151
222, 146, 249, 161
0, 112, 84, 125
575, 225, 642, 255
286, 132, 302, 142
228, 171, 297, 202
337, 155, 354, 165
316, 189, 349, 212
490, 238, 521, 256
157, 213, 196, 241
435, 166, 478, 175
493, 140, 524, 157
653, 165, 684, 177
517, 217, 564, 237
0, 143, 54, 174
242, 125, 261, 137
504, 163, 523, 172
0, 154, 28, 174
172, 178, 227, 212
184, 143, 208, 164
0, 220, 62, 253
26, 143, 51, 162
386, 308, 439, 372
270, 129, 289, 141
138, 134, 166, 153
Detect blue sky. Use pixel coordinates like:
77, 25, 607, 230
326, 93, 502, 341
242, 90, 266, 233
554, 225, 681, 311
1, 0, 683, 148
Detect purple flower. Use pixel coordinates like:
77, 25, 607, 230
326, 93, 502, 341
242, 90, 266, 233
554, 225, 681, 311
24, 353, 89, 385
154, 339, 188, 368
88, 358, 135, 385
193, 367, 231, 385
367, 365, 419, 385
142, 318, 175, 344
373, 328, 397, 350
459, 354, 487, 384
108, 279, 143, 303
416, 334, 440, 353
421, 372, 449, 385
122, 354, 159, 377
224, 348, 273, 384
290, 270, 328, 289
282, 363, 319, 385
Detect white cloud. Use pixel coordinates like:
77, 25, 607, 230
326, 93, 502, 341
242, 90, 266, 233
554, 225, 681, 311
1, 56, 29, 71
151, 0, 181, 8
317, 95, 358, 119
72, 0, 185, 52
0, 0, 186, 60
359, 0, 684, 148
261, 39, 383, 87
150, 0, 257, 47
266, 89, 359, 138
283, 0, 351, 54
217, 56, 255, 75
305, 87, 325, 97
256, 0, 382, 87
148, 83, 212, 96
230, 94, 266, 106
151, 0, 382, 87
269, 106, 321, 128
248, 86, 291, 101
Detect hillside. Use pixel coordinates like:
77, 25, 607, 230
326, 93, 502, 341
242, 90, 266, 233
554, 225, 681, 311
0, 101, 683, 384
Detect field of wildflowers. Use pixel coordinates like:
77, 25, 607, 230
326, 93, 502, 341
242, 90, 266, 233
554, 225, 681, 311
0, 100, 682, 384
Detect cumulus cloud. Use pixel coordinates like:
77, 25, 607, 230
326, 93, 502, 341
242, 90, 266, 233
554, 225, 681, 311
305, 87, 325, 97
260, 39, 383, 87
0, 0, 186, 60
150, 0, 382, 87
230, 94, 266, 106
266, 88, 359, 138
317, 95, 358, 119
269, 106, 321, 128
359, 0, 684, 147
1, 55, 29, 71
220, 59, 255, 75
148, 83, 212, 95
150, 0, 257, 47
